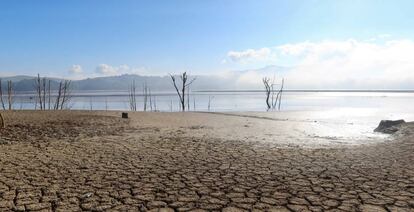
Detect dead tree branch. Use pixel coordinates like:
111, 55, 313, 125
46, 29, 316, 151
143, 82, 149, 111
35, 74, 43, 110
278, 78, 284, 110
263, 76, 285, 111
54, 81, 62, 110
263, 77, 272, 110
170, 72, 196, 111
128, 80, 137, 111
7, 80, 13, 110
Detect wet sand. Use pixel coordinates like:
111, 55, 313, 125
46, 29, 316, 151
0, 111, 413, 211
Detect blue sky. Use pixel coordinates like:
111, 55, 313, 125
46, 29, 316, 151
1, 0, 414, 88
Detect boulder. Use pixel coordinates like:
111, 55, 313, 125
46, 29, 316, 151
374, 120, 405, 134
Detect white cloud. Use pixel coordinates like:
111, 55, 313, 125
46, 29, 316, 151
282, 39, 414, 88
227, 48, 273, 63
95, 64, 130, 76
227, 38, 414, 89
69, 64, 83, 74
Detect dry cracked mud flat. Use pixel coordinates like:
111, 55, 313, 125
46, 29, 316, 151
0, 111, 413, 212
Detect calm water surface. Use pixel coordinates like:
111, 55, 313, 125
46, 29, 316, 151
7, 91, 414, 144
10, 91, 414, 117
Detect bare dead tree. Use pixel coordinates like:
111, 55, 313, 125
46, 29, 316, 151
33, 74, 51, 110
42, 77, 46, 110
7, 80, 13, 110
278, 78, 284, 110
208, 96, 214, 111
48, 80, 51, 110
270, 76, 277, 109
52, 80, 72, 110
149, 88, 153, 111
54, 81, 63, 110
153, 95, 157, 111
263, 77, 272, 110
60, 81, 67, 110
128, 80, 137, 111
60, 80, 72, 110
143, 83, 149, 111
170, 72, 196, 111
35, 74, 43, 110
0, 79, 5, 110
263, 76, 285, 111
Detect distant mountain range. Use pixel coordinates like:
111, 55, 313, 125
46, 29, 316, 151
0, 74, 238, 92
0, 66, 289, 92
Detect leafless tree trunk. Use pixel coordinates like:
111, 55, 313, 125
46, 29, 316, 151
128, 80, 137, 111
42, 78, 46, 110
48, 80, 51, 110
35, 74, 43, 110
153, 96, 157, 111
263, 77, 272, 110
278, 78, 284, 110
34, 74, 51, 110
170, 72, 196, 111
52, 80, 72, 110
263, 76, 285, 111
208, 96, 214, 111
143, 83, 148, 111
7, 80, 13, 110
54, 81, 62, 110
60, 80, 72, 110
149, 88, 153, 111
60, 81, 67, 110
0, 79, 5, 110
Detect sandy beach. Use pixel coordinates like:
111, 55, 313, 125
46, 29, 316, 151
0, 111, 413, 211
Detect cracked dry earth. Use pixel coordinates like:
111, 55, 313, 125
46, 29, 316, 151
0, 111, 414, 212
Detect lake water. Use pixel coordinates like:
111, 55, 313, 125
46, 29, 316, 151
6, 90, 414, 144
9, 91, 414, 115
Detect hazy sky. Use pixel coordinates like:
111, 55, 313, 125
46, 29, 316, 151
1, 0, 414, 88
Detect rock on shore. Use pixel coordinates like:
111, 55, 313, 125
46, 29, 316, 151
374, 119, 406, 134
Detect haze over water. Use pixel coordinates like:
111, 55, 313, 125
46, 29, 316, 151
11, 91, 413, 113
12, 90, 413, 144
